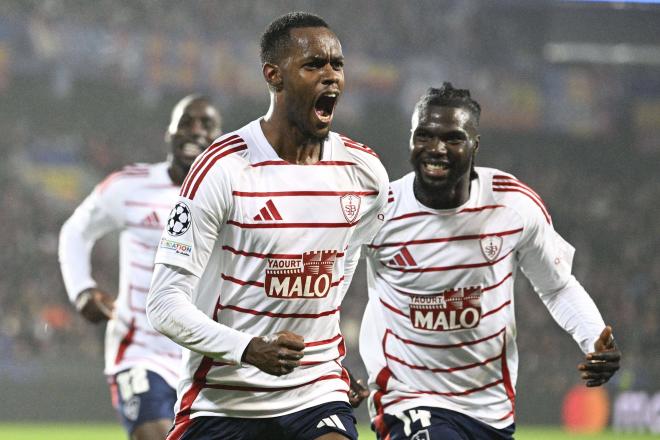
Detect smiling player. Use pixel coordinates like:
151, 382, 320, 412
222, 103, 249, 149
359, 83, 620, 440
59, 95, 222, 440
147, 12, 389, 440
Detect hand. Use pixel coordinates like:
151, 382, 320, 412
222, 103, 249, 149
75, 288, 115, 323
242, 331, 305, 376
578, 326, 621, 387
346, 368, 370, 408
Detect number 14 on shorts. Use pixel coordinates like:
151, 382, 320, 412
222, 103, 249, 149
395, 408, 432, 437
116, 367, 151, 401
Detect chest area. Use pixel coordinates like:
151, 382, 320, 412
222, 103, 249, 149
374, 207, 523, 271
122, 187, 179, 241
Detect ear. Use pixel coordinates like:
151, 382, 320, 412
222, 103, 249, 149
263, 63, 283, 91
472, 134, 480, 158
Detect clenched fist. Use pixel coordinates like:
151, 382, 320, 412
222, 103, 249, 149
242, 331, 305, 376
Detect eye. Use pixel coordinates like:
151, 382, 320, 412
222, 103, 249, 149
331, 60, 344, 70
415, 131, 431, 141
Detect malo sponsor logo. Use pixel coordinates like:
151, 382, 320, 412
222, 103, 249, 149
409, 286, 483, 331
265, 251, 338, 299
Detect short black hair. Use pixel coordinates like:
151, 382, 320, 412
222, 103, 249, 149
260, 12, 330, 65
414, 82, 481, 125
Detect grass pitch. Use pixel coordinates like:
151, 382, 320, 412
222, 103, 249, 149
0, 423, 657, 439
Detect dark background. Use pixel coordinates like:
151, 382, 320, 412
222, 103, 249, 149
0, 0, 658, 427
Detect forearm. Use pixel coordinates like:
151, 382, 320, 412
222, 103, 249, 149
58, 217, 98, 303
147, 263, 254, 363
539, 275, 606, 354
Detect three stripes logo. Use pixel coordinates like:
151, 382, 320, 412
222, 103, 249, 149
316, 414, 346, 431
389, 247, 417, 267
253, 199, 282, 221
140, 211, 161, 228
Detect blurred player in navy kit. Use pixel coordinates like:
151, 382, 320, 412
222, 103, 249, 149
59, 95, 222, 440
359, 83, 621, 440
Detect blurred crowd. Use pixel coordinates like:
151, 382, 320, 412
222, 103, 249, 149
1, 0, 659, 422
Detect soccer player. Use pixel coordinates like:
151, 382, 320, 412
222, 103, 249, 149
147, 12, 388, 440
359, 83, 621, 440
58, 95, 222, 440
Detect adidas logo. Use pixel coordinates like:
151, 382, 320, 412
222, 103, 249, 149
253, 199, 282, 221
389, 247, 417, 267
140, 211, 161, 227
316, 414, 346, 431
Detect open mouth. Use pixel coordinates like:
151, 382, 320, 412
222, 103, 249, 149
180, 141, 204, 158
421, 158, 450, 177
314, 93, 338, 124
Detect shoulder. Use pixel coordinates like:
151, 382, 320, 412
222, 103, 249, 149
333, 132, 388, 188
96, 163, 153, 195
480, 167, 553, 225
179, 131, 250, 201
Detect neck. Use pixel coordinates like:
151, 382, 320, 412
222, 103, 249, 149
261, 104, 323, 164
167, 161, 187, 186
413, 176, 471, 210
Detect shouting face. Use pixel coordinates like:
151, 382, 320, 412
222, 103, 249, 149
278, 27, 344, 142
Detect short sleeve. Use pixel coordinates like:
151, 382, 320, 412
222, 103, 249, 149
154, 167, 231, 277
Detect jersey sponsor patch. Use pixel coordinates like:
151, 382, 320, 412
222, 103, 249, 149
167, 202, 192, 236
480, 235, 503, 262
340, 194, 361, 223
409, 286, 483, 331
265, 250, 338, 299
159, 237, 192, 256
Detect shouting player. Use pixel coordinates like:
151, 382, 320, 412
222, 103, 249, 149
59, 95, 222, 440
147, 12, 388, 440
359, 83, 621, 440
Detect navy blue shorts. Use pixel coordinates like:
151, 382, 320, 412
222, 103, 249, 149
373, 406, 514, 440
176, 401, 357, 440
109, 367, 177, 434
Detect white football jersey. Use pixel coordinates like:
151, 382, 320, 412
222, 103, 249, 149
59, 162, 182, 387
360, 168, 605, 429
152, 119, 389, 420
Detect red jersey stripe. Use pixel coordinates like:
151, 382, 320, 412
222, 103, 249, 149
227, 220, 356, 229
493, 188, 552, 225
114, 319, 136, 365
381, 249, 514, 273
221, 274, 264, 288
168, 357, 214, 440
221, 245, 345, 260
217, 303, 341, 319
385, 351, 503, 373
370, 228, 523, 249
232, 190, 378, 197
204, 373, 346, 392
180, 134, 241, 197
251, 160, 358, 167
386, 327, 506, 350
481, 300, 512, 318
187, 145, 247, 200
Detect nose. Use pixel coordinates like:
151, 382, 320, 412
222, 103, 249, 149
189, 118, 205, 136
426, 138, 447, 154
321, 65, 342, 86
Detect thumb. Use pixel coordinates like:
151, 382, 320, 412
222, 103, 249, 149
595, 326, 613, 351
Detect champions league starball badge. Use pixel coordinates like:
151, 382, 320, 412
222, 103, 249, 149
167, 202, 192, 236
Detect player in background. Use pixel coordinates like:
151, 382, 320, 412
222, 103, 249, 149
58, 95, 222, 440
147, 12, 388, 440
359, 83, 621, 440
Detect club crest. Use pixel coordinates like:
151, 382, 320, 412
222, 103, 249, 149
340, 194, 361, 223
480, 235, 503, 262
